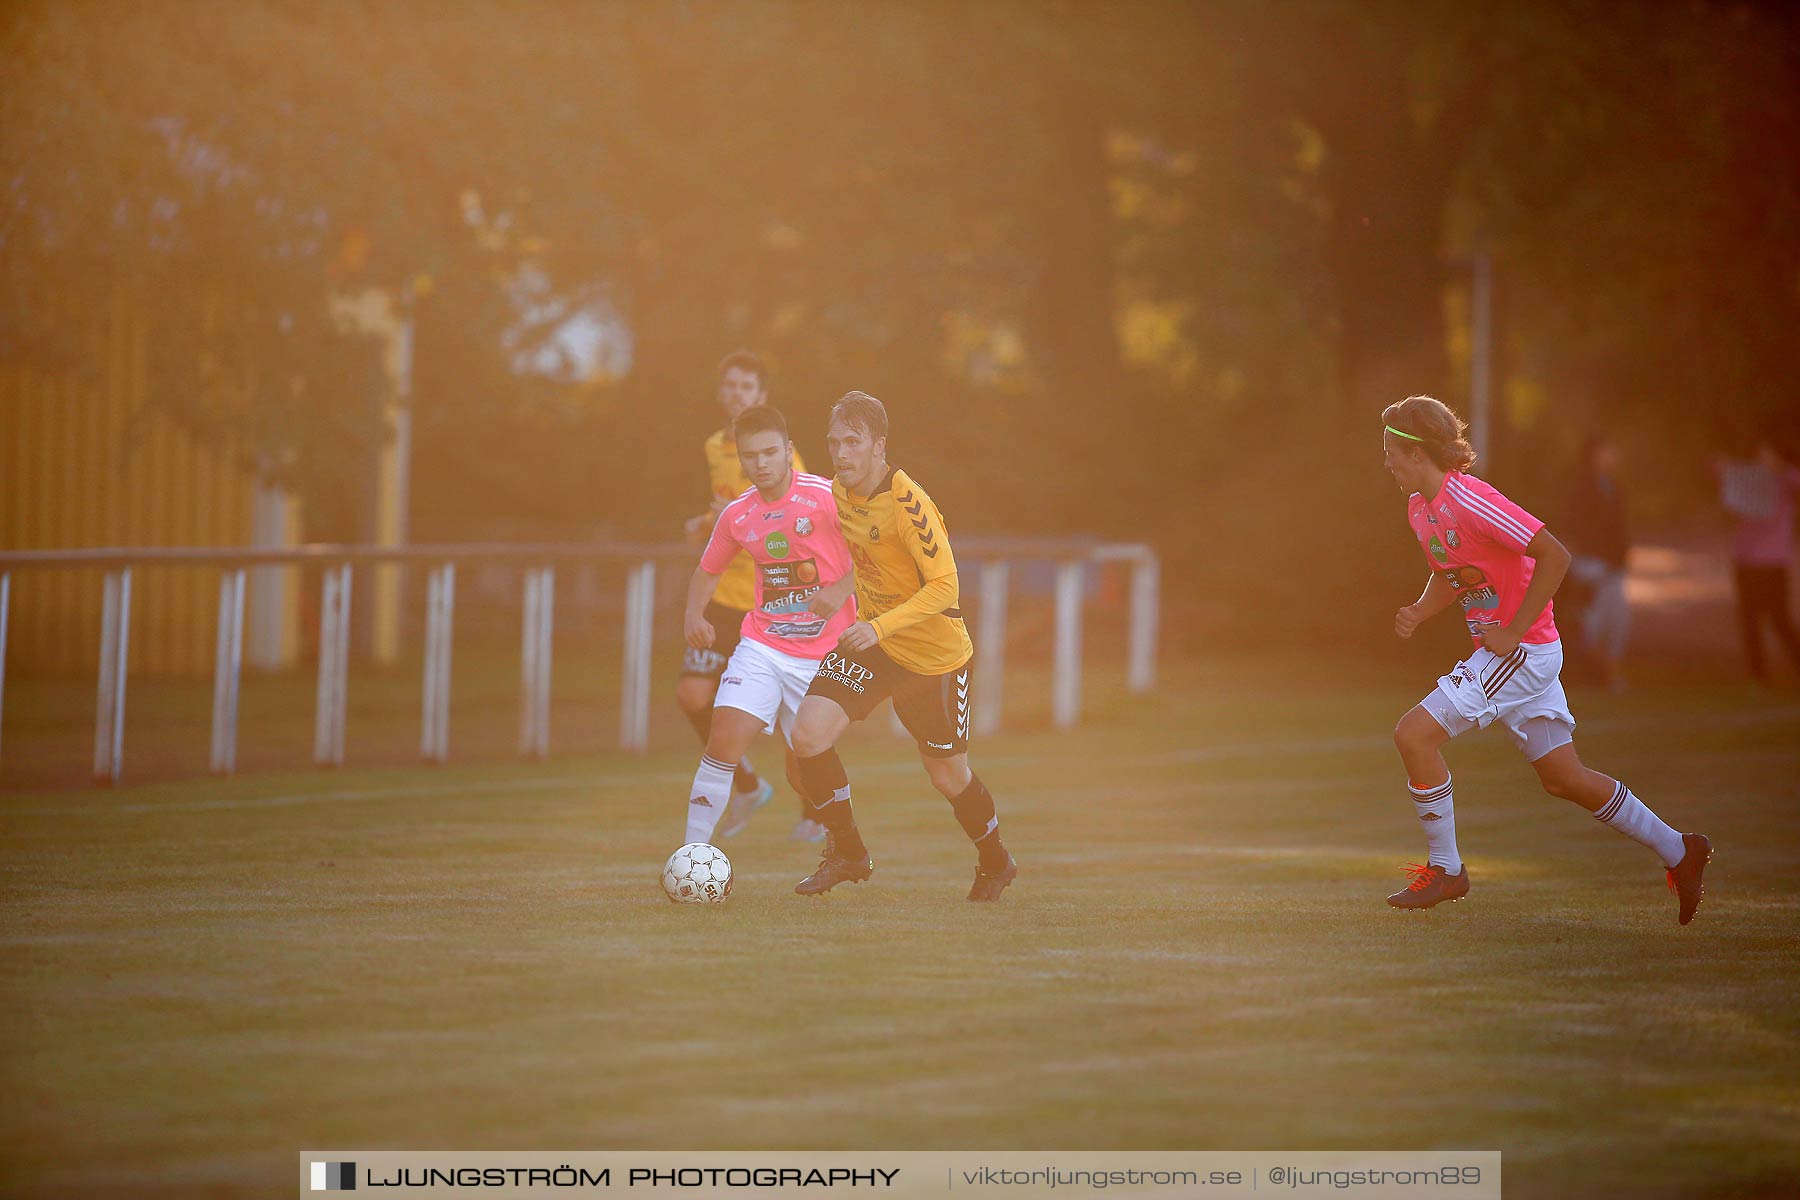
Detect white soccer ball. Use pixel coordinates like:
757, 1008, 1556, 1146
661, 842, 733, 904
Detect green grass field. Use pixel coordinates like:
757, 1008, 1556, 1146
3, 667, 1798, 1199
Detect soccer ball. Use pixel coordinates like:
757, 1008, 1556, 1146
661, 842, 733, 904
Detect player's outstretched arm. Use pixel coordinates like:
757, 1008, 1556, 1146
865, 575, 958, 641
683, 566, 722, 649
1395, 573, 1456, 639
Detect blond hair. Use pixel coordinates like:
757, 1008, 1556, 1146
830, 390, 888, 441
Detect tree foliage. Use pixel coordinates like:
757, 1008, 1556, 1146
4, 0, 1796, 631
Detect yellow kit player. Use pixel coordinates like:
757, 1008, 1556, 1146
789, 390, 1018, 900
679, 351, 821, 841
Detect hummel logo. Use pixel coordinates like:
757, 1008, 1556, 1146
921, 544, 940, 558
911, 515, 929, 530
1419, 812, 1441, 821
690, 796, 714, 807
904, 501, 924, 518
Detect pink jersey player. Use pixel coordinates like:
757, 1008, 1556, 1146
1381, 395, 1709, 926
700, 471, 857, 658
1408, 470, 1560, 645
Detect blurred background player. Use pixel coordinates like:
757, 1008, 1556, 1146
1563, 433, 1632, 691
1710, 435, 1800, 684
1383, 395, 1711, 924
680, 405, 855, 848
789, 391, 1018, 901
679, 351, 825, 841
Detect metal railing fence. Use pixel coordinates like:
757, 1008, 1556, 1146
0, 539, 1158, 784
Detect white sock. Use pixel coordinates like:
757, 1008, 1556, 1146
684, 754, 736, 844
1408, 776, 1463, 873
1595, 781, 1685, 868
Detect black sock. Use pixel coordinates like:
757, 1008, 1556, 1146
784, 758, 811, 818
797, 749, 866, 860
732, 758, 759, 793
950, 775, 1008, 871
682, 703, 712, 745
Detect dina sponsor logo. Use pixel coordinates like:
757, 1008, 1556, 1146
765, 531, 791, 559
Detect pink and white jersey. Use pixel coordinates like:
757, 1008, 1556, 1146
700, 471, 856, 659
1407, 471, 1560, 645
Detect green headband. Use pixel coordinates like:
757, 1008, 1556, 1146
1385, 424, 1425, 443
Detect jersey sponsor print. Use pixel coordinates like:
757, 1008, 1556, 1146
700, 472, 855, 659
1406, 471, 1559, 645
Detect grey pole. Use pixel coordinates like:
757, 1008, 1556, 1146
619, 561, 655, 752
210, 569, 247, 774
331, 565, 351, 764
520, 569, 542, 756
1127, 553, 1160, 694
419, 563, 454, 762
314, 568, 339, 765
93, 568, 131, 783
533, 567, 554, 757
1052, 560, 1084, 729
314, 565, 350, 766
225, 569, 245, 772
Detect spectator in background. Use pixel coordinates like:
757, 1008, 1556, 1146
1564, 435, 1632, 691
1711, 435, 1800, 684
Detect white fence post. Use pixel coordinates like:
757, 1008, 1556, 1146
532, 567, 554, 757
520, 568, 542, 756
1128, 552, 1160, 694
420, 563, 454, 763
93, 567, 132, 783
313, 564, 350, 766
210, 569, 247, 774
974, 560, 1008, 737
619, 561, 655, 752
1052, 559, 1084, 730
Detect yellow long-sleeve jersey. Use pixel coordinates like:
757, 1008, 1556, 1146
834, 466, 973, 675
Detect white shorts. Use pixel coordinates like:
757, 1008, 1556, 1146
1420, 638, 1576, 762
712, 637, 822, 741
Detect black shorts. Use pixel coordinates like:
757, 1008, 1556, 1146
808, 643, 972, 758
680, 601, 748, 679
